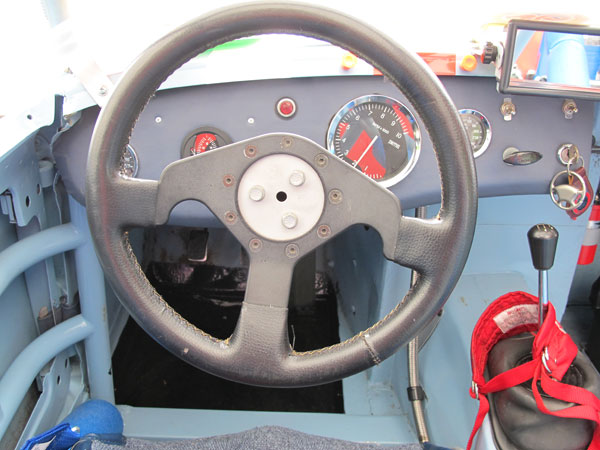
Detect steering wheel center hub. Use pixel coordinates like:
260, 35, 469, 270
237, 153, 325, 241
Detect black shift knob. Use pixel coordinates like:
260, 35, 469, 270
527, 224, 559, 271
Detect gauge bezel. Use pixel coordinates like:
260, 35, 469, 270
326, 94, 421, 188
180, 126, 233, 158
119, 144, 139, 178
458, 109, 492, 158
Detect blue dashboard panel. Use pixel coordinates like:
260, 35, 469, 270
53, 75, 595, 226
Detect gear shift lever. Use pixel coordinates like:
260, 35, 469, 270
527, 224, 559, 327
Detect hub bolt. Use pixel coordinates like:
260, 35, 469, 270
249, 185, 265, 201
282, 212, 298, 229
289, 170, 305, 187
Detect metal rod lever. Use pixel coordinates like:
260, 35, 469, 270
538, 270, 548, 327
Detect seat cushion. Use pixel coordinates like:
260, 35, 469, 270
87, 425, 427, 449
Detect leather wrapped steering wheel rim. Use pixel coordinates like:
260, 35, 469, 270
86, 2, 477, 387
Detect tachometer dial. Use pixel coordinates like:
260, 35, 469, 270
458, 109, 492, 158
181, 127, 232, 158
326, 95, 421, 187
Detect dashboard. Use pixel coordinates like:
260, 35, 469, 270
54, 75, 595, 227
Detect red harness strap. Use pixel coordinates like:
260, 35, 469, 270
467, 291, 600, 450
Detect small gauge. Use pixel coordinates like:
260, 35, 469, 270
326, 95, 421, 187
119, 144, 139, 178
181, 127, 233, 158
458, 109, 492, 158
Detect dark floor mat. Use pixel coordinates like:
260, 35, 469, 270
112, 263, 344, 413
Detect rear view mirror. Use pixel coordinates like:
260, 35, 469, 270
499, 20, 600, 100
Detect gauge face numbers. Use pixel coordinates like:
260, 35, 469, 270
119, 145, 139, 178
181, 127, 232, 158
327, 95, 421, 187
458, 109, 492, 158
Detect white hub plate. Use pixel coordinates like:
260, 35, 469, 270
237, 154, 325, 241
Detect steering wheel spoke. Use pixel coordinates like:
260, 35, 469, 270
106, 177, 159, 229
154, 151, 238, 225
229, 302, 292, 371
243, 258, 295, 308
393, 215, 451, 275
225, 258, 295, 372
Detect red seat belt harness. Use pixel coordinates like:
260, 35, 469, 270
467, 291, 600, 450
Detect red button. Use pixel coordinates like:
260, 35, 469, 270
277, 98, 296, 118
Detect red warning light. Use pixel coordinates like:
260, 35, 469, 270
276, 98, 296, 118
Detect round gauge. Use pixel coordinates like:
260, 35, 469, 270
181, 127, 232, 158
119, 144, 139, 178
458, 109, 492, 158
326, 95, 421, 187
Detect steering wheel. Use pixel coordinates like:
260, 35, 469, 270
86, 3, 477, 387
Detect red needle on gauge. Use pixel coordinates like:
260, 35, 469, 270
353, 135, 379, 168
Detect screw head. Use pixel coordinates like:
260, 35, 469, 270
285, 243, 299, 258
224, 211, 237, 224
328, 189, 342, 204
315, 154, 329, 168
223, 174, 235, 187
289, 170, 305, 187
245, 145, 257, 158
98, 85, 108, 96
154, 116, 162, 124
282, 212, 298, 229
317, 224, 331, 238
249, 185, 265, 201
281, 136, 294, 149
249, 238, 262, 252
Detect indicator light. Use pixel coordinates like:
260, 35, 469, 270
460, 54, 478, 72
276, 98, 296, 118
341, 52, 358, 70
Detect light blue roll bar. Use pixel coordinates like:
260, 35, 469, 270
0, 197, 116, 442
0, 315, 93, 439
0, 223, 84, 297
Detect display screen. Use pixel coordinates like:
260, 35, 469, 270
500, 20, 600, 100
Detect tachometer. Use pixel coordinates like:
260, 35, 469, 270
326, 95, 421, 187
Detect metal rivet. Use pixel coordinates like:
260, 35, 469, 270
328, 189, 342, 204
224, 211, 237, 224
155, 116, 162, 124
289, 170, 305, 187
285, 243, 299, 258
315, 154, 329, 168
317, 224, 331, 238
249, 238, 262, 252
244, 145, 257, 158
282, 212, 298, 229
98, 85, 108, 96
248, 117, 255, 124
223, 174, 235, 187
249, 185, 265, 201
281, 136, 294, 149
